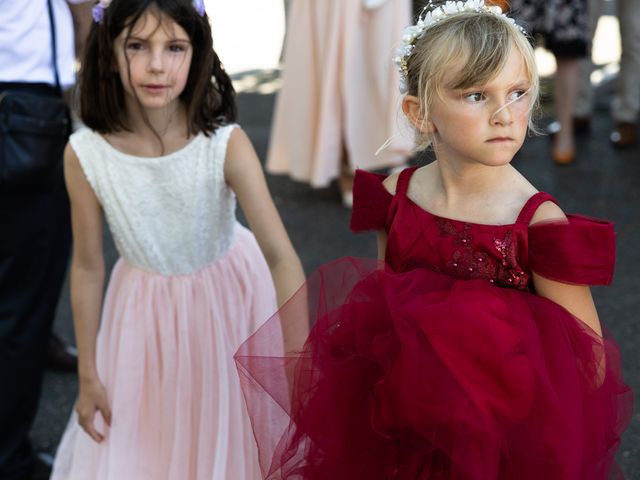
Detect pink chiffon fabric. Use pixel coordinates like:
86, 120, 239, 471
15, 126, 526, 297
235, 169, 633, 479
52, 227, 276, 480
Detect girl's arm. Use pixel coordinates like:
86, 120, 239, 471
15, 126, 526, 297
533, 273, 602, 337
224, 128, 307, 345
64, 144, 112, 441
530, 201, 603, 337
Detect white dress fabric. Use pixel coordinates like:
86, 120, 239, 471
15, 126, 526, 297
51, 125, 277, 480
266, 0, 413, 188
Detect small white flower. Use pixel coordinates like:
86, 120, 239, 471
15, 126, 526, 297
423, 11, 433, 27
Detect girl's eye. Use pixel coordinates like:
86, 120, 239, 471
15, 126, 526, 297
464, 92, 485, 103
509, 90, 528, 101
126, 42, 144, 51
169, 44, 186, 53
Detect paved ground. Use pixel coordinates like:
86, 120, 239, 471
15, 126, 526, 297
31, 2, 639, 474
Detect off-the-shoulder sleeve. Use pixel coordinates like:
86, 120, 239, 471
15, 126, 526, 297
528, 214, 615, 285
349, 169, 393, 232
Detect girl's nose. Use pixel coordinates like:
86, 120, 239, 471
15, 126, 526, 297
148, 50, 164, 72
491, 101, 514, 126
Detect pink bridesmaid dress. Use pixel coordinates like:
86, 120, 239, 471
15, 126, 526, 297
51, 125, 277, 480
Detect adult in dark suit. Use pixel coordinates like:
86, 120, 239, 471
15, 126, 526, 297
0, 1, 91, 479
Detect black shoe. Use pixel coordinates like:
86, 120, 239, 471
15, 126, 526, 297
47, 333, 78, 373
21, 452, 53, 480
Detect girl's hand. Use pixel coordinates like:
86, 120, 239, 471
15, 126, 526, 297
76, 377, 112, 443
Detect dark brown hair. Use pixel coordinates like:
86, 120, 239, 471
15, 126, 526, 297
79, 0, 236, 135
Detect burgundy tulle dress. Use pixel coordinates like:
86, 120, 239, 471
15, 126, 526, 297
235, 168, 633, 480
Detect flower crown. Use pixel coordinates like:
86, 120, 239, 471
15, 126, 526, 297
394, 0, 524, 94
92, 0, 206, 23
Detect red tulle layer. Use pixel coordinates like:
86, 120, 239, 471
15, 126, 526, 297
235, 258, 633, 480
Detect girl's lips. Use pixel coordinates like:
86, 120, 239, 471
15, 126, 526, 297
486, 137, 513, 143
142, 85, 167, 93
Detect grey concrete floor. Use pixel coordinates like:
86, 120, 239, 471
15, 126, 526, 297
33, 71, 639, 477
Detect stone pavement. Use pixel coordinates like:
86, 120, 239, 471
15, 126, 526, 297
32, 67, 639, 477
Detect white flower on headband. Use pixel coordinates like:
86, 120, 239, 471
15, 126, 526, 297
393, 0, 525, 94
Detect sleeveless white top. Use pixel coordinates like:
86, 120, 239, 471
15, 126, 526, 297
70, 125, 238, 276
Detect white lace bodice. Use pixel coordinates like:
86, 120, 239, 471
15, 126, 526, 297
70, 125, 238, 275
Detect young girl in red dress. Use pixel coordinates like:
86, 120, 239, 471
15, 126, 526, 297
235, 1, 633, 478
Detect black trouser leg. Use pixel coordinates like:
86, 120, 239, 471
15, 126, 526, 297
0, 163, 71, 480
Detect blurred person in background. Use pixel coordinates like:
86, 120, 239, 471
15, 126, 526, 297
575, 0, 640, 147
0, 1, 91, 479
266, 0, 413, 207
510, 0, 591, 165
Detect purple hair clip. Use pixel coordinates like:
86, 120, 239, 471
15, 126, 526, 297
192, 0, 205, 16
92, 0, 205, 24
92, 0, 111, 23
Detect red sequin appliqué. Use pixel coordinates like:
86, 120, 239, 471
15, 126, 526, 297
437, 219, 530, 290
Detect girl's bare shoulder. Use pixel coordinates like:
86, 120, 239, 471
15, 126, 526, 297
382, 163, 436, 195
382, 172, 401, 195
509, 169, 566, 224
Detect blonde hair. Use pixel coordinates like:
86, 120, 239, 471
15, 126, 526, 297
404, 9, 539, 151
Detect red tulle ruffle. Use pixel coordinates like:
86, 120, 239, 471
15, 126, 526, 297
236, 257, 633, 480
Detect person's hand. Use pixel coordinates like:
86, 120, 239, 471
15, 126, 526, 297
76, 377, 112, 443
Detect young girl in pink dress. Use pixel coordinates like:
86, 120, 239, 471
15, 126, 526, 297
236, 1, 633, 478
50, 1, 304, 478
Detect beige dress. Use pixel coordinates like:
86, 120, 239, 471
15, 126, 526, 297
267, 0, 413, 188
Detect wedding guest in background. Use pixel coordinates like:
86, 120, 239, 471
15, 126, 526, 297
510, 0, 591, 165
0, 1, 92, 479
575, 0, 640, 147
267, 0, 413, 207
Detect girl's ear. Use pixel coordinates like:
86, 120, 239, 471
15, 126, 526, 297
402, 95, 436, 134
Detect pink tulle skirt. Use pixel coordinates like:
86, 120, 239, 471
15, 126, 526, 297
236, 257, 633, 480
52, 226, 277, 480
